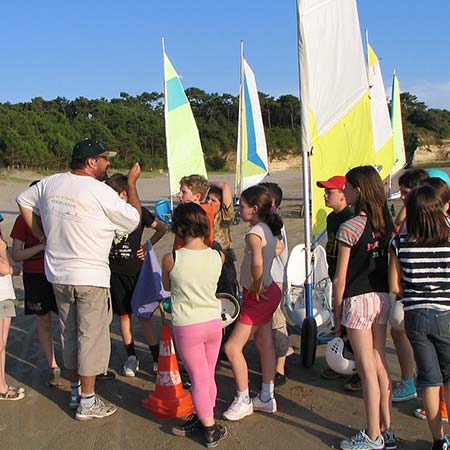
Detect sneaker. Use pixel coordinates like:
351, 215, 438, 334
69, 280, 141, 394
223, 396, 253, 421
123, 356, 139, 377
414, 401, 449, 423
382, 430, 397, 450
69, 393, 80, 410
321, 367, 343, 380
75, 397, 118, 421
392, 378, 417, 402
340, 429, 384, 450
432, 436, 450, 450
275, 372, 287, 387
344, 374, 362, 392
96, 370, 116, 381
252, 395, 277, 413
172, 414, 203, 436
203, 423, 227, 448
47, 367, 62, 387
152, 362, 158, 374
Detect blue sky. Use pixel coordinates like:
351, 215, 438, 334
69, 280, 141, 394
1, 0, 449, 110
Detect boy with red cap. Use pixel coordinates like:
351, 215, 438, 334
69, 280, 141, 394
316, 176, 359, 390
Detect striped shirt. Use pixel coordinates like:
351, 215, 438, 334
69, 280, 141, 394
391, 234, 450, 311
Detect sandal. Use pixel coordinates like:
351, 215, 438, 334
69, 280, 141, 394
8, 386, 25, 395
0, 388, 25, 400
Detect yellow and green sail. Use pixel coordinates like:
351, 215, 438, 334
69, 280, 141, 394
163, 49, 207, 196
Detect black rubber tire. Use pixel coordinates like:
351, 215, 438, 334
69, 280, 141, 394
300, 316, 317, 368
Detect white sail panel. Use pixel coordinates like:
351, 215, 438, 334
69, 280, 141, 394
236, 55, 268, 195
368, 43, 394, 180
297, 0, 375, 236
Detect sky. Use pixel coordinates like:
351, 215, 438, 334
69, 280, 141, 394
1, 0, 450, 110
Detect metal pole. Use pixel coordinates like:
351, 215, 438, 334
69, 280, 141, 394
296, 0, 313, 317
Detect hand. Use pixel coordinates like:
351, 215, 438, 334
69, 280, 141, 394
136, 245, 146, 260
127, 163, 141, 185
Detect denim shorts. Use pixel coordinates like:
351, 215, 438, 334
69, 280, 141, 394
404, 308, 450, 388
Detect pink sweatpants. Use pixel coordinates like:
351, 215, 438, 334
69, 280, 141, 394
172, 319, 222, 419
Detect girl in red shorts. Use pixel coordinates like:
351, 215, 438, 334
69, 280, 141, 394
223, 185, 283, 421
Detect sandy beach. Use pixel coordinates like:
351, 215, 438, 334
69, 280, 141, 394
0, 169, 435, 449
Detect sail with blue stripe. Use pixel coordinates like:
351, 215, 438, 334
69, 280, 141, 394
235, 44, 269, 196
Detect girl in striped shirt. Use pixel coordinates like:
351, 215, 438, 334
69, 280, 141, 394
333, 166, 395, 450
390, 184, 450, 450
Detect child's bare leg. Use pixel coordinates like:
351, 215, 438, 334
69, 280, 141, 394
36, 313, 58, 368
0, 318, 11, 392
224, 322, 253, 391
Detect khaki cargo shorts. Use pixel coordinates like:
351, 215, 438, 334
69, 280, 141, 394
53, 284, 112, 376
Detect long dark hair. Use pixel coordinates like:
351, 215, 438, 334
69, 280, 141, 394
241, 185, 283, 236
346, 165, 394, 245
406, 185, 450, 245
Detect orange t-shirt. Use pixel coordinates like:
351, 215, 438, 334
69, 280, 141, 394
173, 203, 215, 250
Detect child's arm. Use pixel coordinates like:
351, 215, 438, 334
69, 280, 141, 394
247, 233, 264, 298
0, 240, 19, 276
12, 238, 45, 262
161, 252, 175, 291
388, 250, 403, 297
275, 237, 285, 257
149, 219, 167, 246
209, 181, 233, 209
332, 243, 351, 336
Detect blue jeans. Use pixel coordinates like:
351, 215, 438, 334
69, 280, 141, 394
405, 308, 450, 388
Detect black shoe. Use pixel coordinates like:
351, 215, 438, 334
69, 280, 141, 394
275, 372, 287, 387
96, 370, 116, 381
172, 414, 203, 436
203, 424, 227, 448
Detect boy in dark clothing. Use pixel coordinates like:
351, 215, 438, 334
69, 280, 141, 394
106, 173, 166, 376
316, 175, 359, 391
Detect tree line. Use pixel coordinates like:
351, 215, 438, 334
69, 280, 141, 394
0, 89, 448, 171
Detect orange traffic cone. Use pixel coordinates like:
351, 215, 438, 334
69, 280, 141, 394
142, 323, 195, 419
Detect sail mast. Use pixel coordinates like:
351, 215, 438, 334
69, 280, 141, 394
161, 37, 173, 212
235, 40, 244, 199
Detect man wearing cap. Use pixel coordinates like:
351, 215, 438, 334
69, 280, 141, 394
16, 138, 141, 421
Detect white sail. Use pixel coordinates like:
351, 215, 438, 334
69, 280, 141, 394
235, 43, 269, 196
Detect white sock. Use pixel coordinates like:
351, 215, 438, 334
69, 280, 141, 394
237, 388, 250, 403
80, 392, 96, 409
260, 382, 274, 402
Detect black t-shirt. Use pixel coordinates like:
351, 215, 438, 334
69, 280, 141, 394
325, 206, 354, 279
109, 207, 155, 275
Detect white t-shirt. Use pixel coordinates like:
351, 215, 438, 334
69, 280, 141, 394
17, 172, 140, 287
240, 222, 277, 290
0, 274, 15, 301
270, 226, 288, 284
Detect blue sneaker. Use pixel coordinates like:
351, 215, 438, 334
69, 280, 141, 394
392, 377, 417, 402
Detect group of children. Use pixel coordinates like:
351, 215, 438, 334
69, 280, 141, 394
316, 166, 450, 450
1, 165, 450, 450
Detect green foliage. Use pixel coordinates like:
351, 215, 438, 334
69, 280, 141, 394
0, 90, 447, 170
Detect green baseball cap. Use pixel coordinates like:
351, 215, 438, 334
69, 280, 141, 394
72, 138, 117, 161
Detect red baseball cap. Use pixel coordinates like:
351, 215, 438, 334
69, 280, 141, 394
316, 175, 346, 190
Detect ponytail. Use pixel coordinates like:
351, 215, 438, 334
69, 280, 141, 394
241, 185, 283, 237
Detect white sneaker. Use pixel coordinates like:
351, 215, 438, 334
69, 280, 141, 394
252, 395, 277, 413
223, 396, 253, 421
123, 355, 139, 377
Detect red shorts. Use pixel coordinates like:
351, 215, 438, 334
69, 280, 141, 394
238, 282, 281, 326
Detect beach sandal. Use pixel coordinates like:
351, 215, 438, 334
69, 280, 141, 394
8, 385, 25, 395
0, 388, 25, 400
